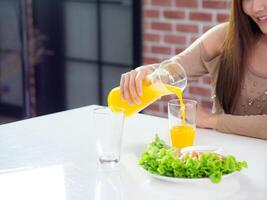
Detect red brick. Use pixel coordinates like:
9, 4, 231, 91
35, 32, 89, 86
143, 22, 151, 29
203, 25, 214, 33
190, 36, 199, 43
151, 0, 172, 6
216, 13, 229, 22
182, 94, 193, 100
144, 33, 160, 42
175, 48, 185, 54
164, 35, 186, 44
151, 22, 172, 31
144, 9, 160, 18
187, 79, 199, 84
201, 100, 213, 110
189, 12, 212, 21
202, 0, 231, 9
202, 76, 211, 84
145, 102, 160, 111
143, 0, 151, 6
161, 94, 177, 102
151, 46, 172, 54
176, 0, 198, 8
163, 10, 185, 19
143, 44, 151, 54
176, 24, 198, 33
189, 86, 211, 96
163, 104, 168, 113
143, 57, 161, 64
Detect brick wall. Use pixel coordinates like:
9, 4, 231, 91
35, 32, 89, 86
142, 0, 231, 117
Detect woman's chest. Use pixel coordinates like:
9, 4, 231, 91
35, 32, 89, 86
249, 41, 267, 77
234, 70, 267, 115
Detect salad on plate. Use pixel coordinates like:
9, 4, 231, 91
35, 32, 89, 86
139, 135, 248, 184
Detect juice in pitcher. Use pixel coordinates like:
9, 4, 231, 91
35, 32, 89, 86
108, 82, 173, 118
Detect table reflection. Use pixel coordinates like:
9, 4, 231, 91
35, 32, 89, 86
0, 165, 66, 200
94, 165, 123, 200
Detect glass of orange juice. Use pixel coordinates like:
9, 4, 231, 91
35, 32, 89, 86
168, 99, 197, 150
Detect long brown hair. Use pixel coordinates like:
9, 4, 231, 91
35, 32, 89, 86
216, 0, 261, 113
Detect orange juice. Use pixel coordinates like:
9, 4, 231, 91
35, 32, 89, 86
170, 125, 195, 149
108, 82, 179, 118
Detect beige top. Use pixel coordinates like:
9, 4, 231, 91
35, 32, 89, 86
173, 38, 267, 139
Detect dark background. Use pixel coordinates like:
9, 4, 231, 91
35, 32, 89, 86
0, 0, 142, 122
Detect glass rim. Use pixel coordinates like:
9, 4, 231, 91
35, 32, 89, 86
168, 99, 197, 106
93, 106, 125, 114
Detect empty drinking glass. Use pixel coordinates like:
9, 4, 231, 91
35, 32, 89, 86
93, 107, 125, 164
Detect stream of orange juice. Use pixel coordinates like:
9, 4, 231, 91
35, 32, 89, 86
108, 82, 195, 149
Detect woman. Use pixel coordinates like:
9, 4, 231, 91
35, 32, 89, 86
120, 0, 267, 139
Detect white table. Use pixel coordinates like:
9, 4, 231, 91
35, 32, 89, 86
0, 105, 266, 200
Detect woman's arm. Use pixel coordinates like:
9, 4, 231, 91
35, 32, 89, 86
170, 22, 227, 79
197, 107, 267, 140
120, 23, 227, 105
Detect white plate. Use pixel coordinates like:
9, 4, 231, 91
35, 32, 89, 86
181, 145, 223, 155
142, 168, 238, 184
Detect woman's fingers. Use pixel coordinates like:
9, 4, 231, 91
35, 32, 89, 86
122, 72, 133, 105
120, 73, 125, 100
120, 67, 150, 105
135, 70, 146, 96
129, 70, 140, 104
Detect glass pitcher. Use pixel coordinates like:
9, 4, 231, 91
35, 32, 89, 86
148, 59, 187, 90
107, 59, 187, 117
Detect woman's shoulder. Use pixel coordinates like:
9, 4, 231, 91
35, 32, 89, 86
200, 22, 228, 61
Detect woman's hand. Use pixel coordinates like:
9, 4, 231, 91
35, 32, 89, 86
196, 105, 218, 129
120, 64, 156, 105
